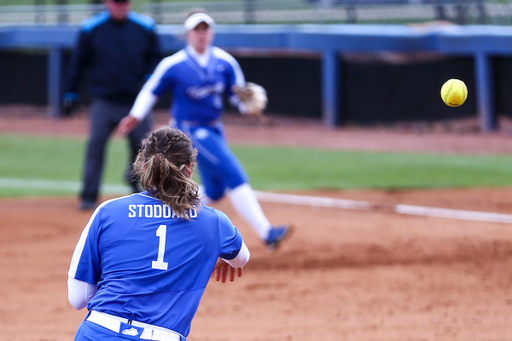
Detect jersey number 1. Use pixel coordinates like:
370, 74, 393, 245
152, 225, 168, 270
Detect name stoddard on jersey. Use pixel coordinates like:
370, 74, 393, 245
128, 204, 198, 219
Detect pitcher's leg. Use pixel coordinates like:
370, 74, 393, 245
190, 126, 288, 246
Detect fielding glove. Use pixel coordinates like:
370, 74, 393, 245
233, 82, 268, 117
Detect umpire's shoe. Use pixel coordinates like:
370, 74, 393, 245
265, 225, 294, 251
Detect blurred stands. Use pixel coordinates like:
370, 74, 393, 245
0, 0, 511, 26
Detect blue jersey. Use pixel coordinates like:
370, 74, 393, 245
145, 46, 245, 123
68, 192, 243, 337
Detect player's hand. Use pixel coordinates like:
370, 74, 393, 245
213, 259, 243, 283
62, 93, 79, 118
117, 115, 140, 136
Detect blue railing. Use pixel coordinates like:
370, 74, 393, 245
0, 23, 510, 130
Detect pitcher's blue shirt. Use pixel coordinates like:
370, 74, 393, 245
68, 192, 243, 337
143, 46, 245, 123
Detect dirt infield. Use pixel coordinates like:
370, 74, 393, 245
1, 109, 512, 341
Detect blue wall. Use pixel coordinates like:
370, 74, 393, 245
1, 24, 512, 130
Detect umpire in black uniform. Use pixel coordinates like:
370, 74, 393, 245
63, 0, 161, 210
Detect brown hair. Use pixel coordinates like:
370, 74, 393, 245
134, 126, 200, 219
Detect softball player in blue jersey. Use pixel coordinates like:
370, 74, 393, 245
118, 11, 292, 250
68, 127, 250, 341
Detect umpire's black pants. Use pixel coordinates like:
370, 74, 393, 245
80, 97, 152, 204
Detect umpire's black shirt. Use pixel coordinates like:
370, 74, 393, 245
64, 11, 162, 104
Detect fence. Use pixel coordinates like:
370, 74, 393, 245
1, 0, 512, 25
0, 4, 103, 25
2, 24, 511, 130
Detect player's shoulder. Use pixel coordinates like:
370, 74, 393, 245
93, 194, 135, 212
196, 201, 219, 219
199, 202, 234, 227
83, 195, 132, 228
158, 50, 188, 71
197, 201, 217, 216
80, 11, 110, 33
128, 11, 156, 31
212, 47, 243, 77
94, 193, 154, 215
211, 46, 238, 65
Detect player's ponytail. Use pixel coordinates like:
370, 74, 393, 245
134, 126, 200, 219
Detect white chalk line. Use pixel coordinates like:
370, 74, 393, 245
254, 191, 512, 224
0, 178, 129, 195
395, 205, 512, 224
1, 178, 511, 224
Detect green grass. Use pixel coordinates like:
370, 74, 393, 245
1, 133, 512, 197
233, 146, 512, 191
0, 134, 133, 197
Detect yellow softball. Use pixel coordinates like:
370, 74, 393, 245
441, 79, 468, 107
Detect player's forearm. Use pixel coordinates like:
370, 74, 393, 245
223, 242, 250, 268
67, 276, 97, 310
130, 88, 159, 121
